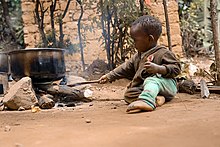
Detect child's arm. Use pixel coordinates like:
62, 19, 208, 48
144, 50, 180, 78
99, 53, 139, 83
160, 51, 181, 78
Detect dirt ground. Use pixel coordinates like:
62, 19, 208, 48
1, 79, 220, 147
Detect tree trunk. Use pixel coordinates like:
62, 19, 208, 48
35, 0, 48, 47
0, 0, 17, 42
139, 0, 144, 15
100, 0, 108, 51
58, 16, 64, 48
76, 0, 85, 71
58, 0, 71, 48
204, 0, 209, 39
50, 0, 57, 47
111, 0, 117, 69
106, 5, 113, 70
162, 0, 172, 51
210, 0, 220, 85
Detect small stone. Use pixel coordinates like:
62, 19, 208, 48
4, 125, 11, 132
89, 103, 93, 107
15, 143, 23, 147
23, 87, 28, 91
85, 119, 91, 123
18, 106, 25, 111
111, 106, 117, 109
112, 89, 116, 92
0, 105, 4, 111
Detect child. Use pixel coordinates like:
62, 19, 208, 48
99, 15, 181, 113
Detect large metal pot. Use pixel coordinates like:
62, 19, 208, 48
0, 52, 9, 73
9, 48, 66, 83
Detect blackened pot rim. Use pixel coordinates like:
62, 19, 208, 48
0, 51, 10, 54
9, 48, 65, 55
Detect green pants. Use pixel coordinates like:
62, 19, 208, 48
124, 76, 177, 109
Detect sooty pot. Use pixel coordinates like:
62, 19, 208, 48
9, 48, 66, 83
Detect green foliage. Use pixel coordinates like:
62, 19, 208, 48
178, 0, 220, 57
0, 0, 24, 49
84, 0, 149, 68
179, 0, 205, 56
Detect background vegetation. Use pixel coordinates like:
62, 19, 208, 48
0, 0, 24, 51
178, 0, 220, 57
0, 0, 219, 61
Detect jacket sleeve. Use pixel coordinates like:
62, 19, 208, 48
161, 50, 181, 78
106, 54, 138, 82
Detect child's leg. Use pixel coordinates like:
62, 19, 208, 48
126, 76, 177, 112
124, 87, 143, 103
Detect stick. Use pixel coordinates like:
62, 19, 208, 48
67, 80, 100, 87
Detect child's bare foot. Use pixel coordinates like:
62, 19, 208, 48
126, 100, 154, 113
156, 96, 165, 107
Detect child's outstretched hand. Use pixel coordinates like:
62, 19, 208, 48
99, 74, 109, 84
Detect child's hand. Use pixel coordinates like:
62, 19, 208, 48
144, 62, 167, 75
99, 75, 109, 84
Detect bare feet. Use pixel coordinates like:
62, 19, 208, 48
156, 96, 165, 107
126, 100, 154, 113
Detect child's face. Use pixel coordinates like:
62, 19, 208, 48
130, 25, 152, 52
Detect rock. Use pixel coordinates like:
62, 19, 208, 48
3, 77, 38, 110
4, 125, 11, 132
111, 106, 117, 109
0, 105, 4, 111
0, 99, 4, 111
15, 143, 23, 147
84, 89, 93, 98
18, 106, 25, 111
85, 119, 91, 123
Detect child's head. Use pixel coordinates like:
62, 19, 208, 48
130, 15, 162, 52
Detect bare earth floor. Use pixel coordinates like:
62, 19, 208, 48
1, 81, 220, 147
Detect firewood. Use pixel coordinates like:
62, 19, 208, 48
37, 84, 92, 102
37, 94, 55, 109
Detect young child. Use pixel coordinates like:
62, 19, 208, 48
99, 15, 181, 113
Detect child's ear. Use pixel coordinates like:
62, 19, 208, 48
149, 35, 155, 42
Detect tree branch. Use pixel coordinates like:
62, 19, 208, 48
35, 0, 48, 47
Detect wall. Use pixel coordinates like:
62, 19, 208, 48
150, 0, 183, 56
21, 0, 183, 66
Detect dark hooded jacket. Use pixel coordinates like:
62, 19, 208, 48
106, 45, 181, 89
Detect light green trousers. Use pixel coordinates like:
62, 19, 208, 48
138, 76, 177, 109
